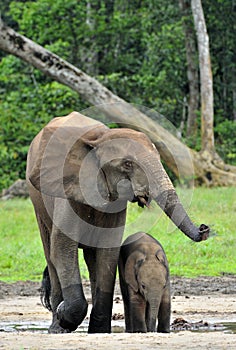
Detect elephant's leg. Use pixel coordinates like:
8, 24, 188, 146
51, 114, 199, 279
119, 281, 132, 331
157, 287, 171, 333
128, 288, 147, 333
88, 247, 120, 333
118, 264, 131, 332
45, 262, 75, 334
83, 248, 96, 305
123, 294, 131, 332
50, 226, 88, 332
35, 214, 66, 333
46, 262, 68, 333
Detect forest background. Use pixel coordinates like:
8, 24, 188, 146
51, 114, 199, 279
0, 0, 236, 191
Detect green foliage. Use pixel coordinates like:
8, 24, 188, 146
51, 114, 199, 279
0, 0, 235, 190
203, 0, 236, 121
0, 187, 235, 282
215, 120, 236, 165
0, 54, 88, 191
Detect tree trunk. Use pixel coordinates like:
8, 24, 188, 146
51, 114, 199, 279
0, 17, 235, 186
191, 0, 214, 154
85, 0, 100, 75
179, 0, 199, 141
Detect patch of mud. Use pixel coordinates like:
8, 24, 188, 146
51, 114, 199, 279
0, 275, 235, 299
171, 274, 236, 295
171, 317, 225, 332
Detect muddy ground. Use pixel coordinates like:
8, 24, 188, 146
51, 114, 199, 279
0, 275, 236, 349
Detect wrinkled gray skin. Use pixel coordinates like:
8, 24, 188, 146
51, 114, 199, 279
26, 112, 209, 334
119, 232, 170, 333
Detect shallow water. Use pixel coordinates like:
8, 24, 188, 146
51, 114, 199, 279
173, 322, 236, 334
0, 320, 235, 334
0, 319, 122, 333
222, 322, 236, 334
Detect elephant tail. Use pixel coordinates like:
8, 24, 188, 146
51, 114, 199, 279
40, 266, 52, 311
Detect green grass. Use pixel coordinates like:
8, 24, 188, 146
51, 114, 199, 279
0, 199, 44, 282
0, 187, 235, 282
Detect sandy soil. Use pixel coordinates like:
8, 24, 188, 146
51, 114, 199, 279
0, 276, 236, 350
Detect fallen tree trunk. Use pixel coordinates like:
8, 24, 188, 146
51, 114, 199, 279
0, 18, 235, 186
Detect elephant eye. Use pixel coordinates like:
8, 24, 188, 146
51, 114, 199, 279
141, 283, 146, 290
123, 160, 133, 170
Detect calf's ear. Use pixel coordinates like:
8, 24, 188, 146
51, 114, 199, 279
155, 249, 168, 268
125, 251, 146, 292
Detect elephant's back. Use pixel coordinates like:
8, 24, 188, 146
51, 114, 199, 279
45, 111, 105, 128
26, 111, 107, 182
120, 232, 166, 263
122, 231, 158, 247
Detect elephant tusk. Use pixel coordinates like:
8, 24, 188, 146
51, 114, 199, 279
137, 196, 151, 208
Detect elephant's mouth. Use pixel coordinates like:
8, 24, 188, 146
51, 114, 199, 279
132, 194, 151, 208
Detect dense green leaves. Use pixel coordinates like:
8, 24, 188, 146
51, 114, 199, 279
0, 0, 235, 191
0, 69, 88, 189
215, 120, 236, 164
203, 0, 236, 121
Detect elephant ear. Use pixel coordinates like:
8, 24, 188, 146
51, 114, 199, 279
125, 251, 146, 292
155, 249, 168, 268
28, 112, 109, 204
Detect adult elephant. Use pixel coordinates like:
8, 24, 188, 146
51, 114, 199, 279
26, 111, 209, 334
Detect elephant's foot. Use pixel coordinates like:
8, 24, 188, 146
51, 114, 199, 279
57, 299, 88, 332
88, 309, 111, 333
48, 319, 71, 334
157, 324, 170, 333
88, 289, 114, 333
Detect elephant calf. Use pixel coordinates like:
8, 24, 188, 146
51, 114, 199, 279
118, 232, 171, 333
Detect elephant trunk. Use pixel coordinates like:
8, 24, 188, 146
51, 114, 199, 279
146, 299, 159, 332
142, 155, 209, 242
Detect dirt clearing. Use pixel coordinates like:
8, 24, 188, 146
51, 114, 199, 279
0, 276, 235, 349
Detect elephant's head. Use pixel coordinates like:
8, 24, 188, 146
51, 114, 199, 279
124, 248, 168, 296
28, 112, 209, 242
